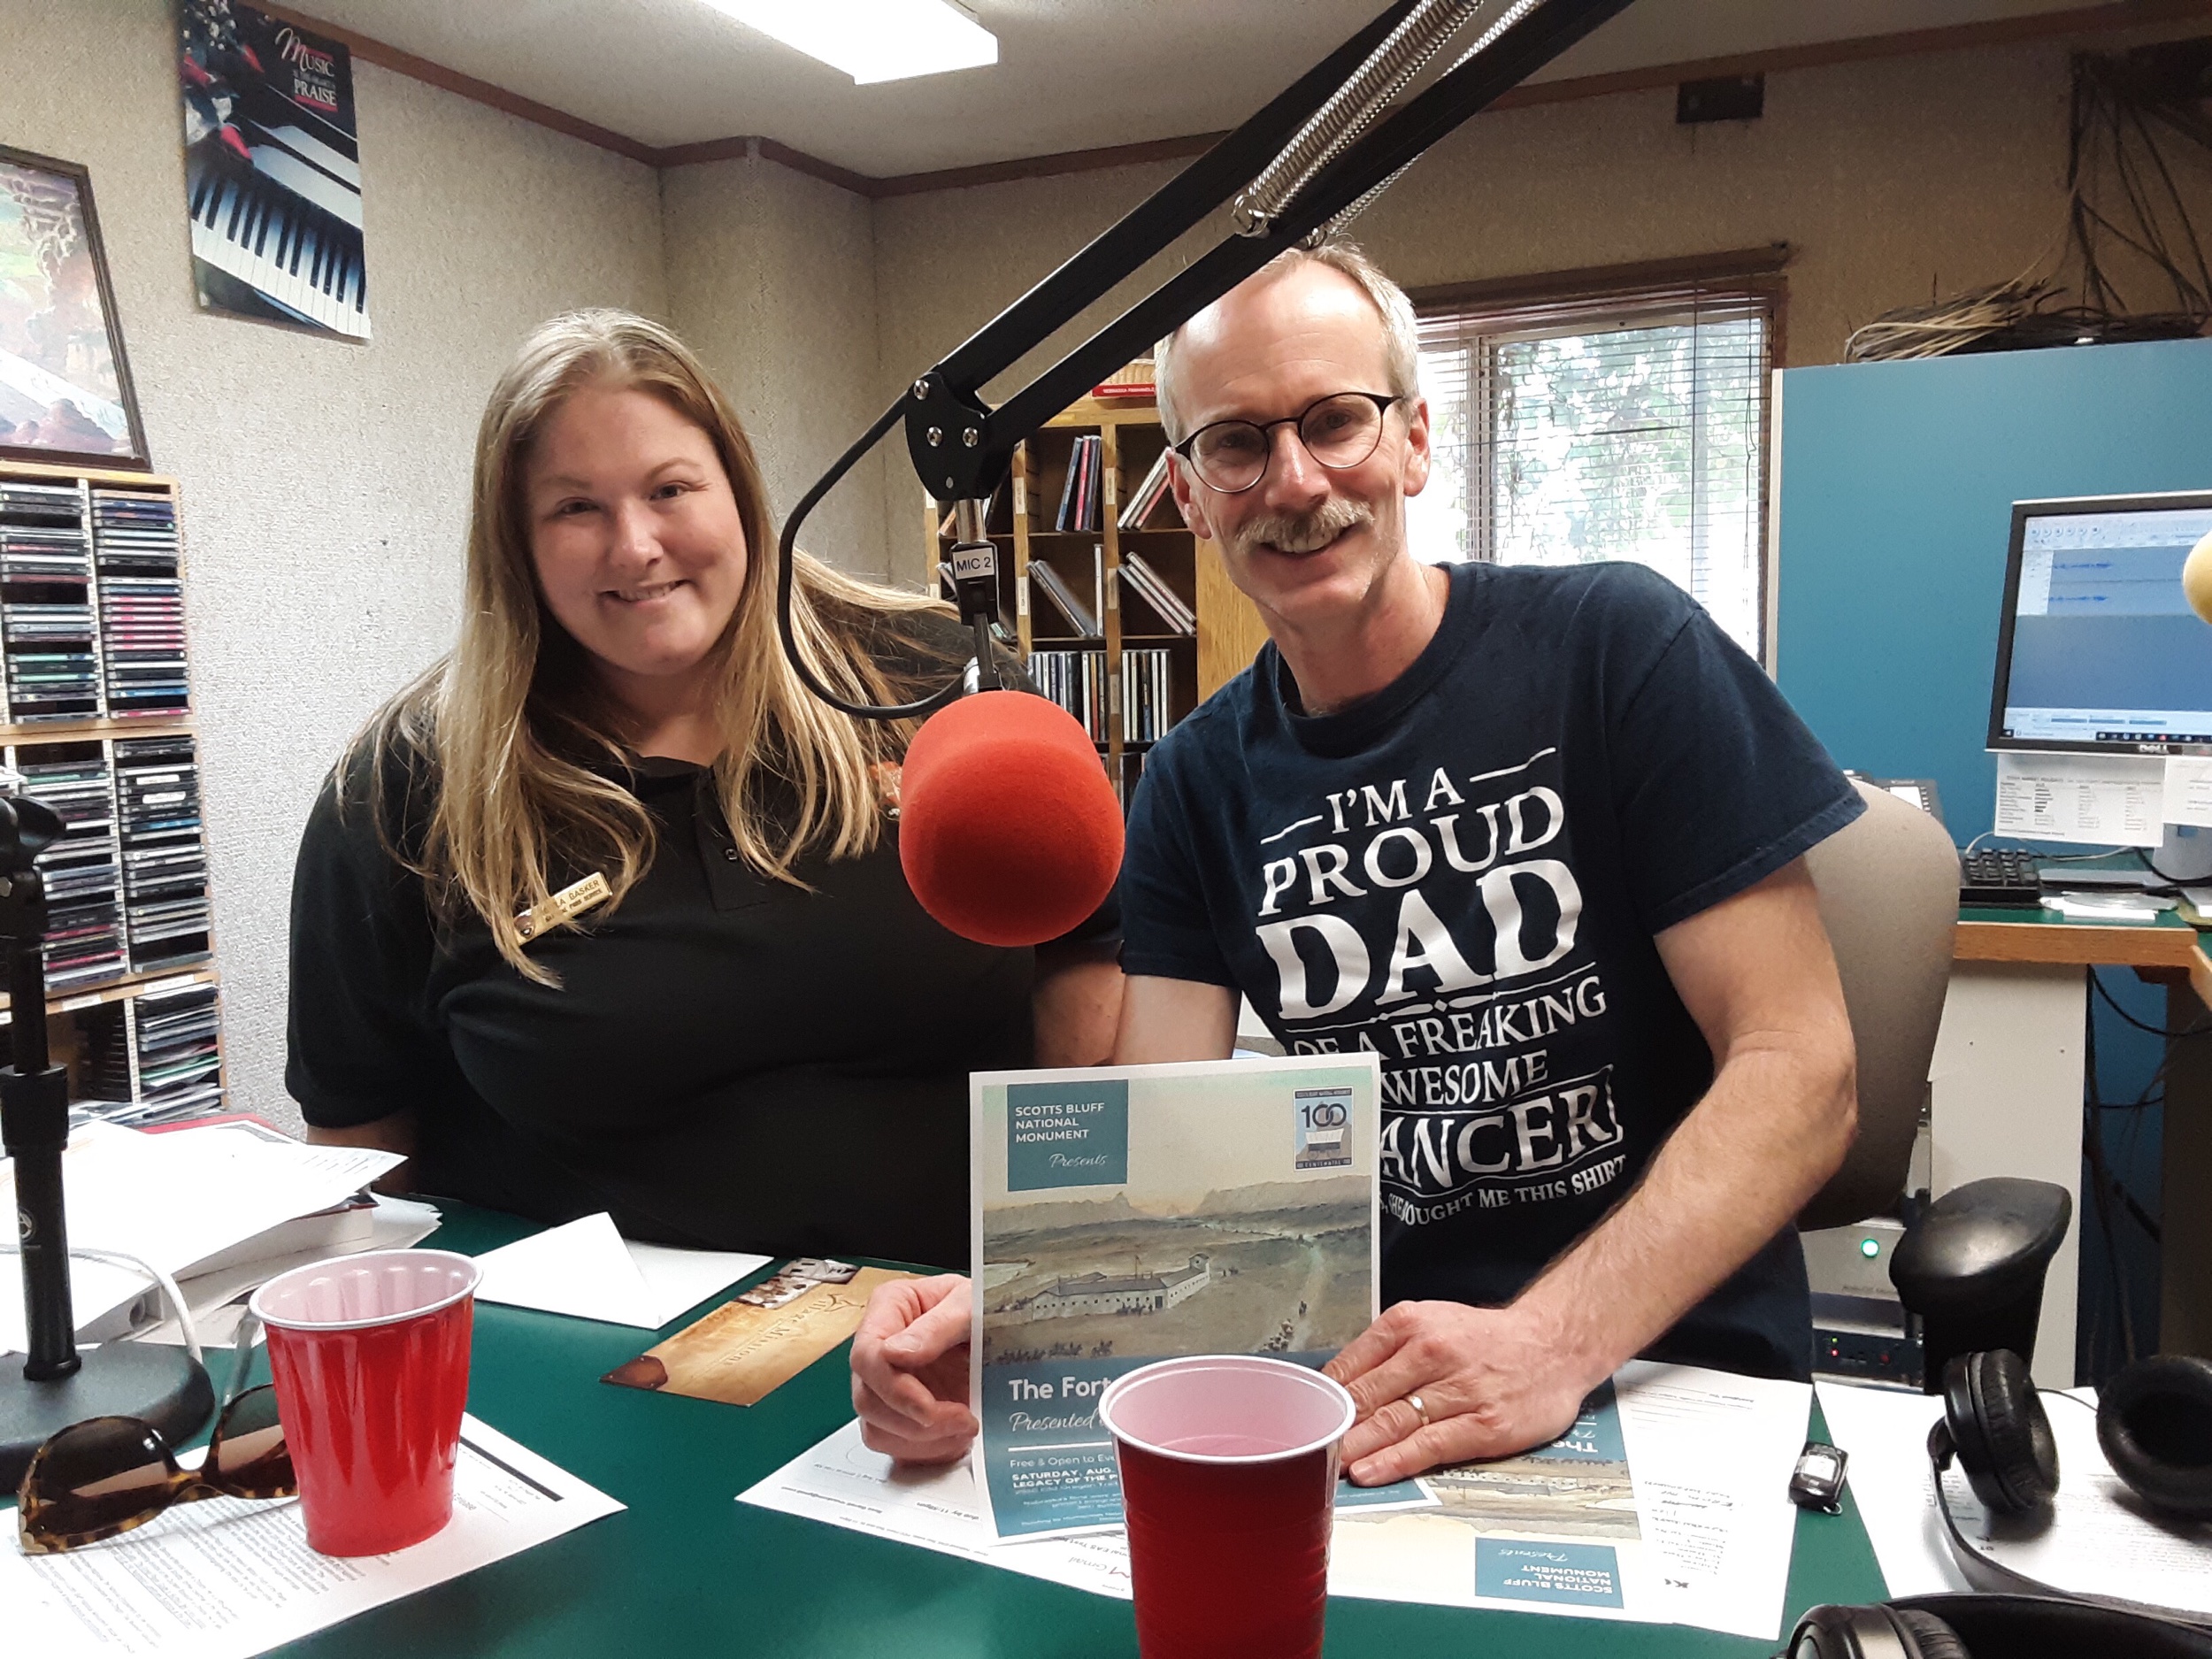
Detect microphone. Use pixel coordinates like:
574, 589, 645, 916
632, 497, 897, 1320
898, 689, 1124, 947
2185, 528, 2212, 624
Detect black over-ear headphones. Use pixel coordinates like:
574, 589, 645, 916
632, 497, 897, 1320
1785, 1594, 2212, 1658
1932, 1348, 2212, 1521
1779, 1354, 2212, 1655
1924, 1348, 2212, 1621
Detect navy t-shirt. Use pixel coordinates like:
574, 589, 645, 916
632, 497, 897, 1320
1120, 560, 1863, 1380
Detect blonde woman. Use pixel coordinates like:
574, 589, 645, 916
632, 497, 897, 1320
288, 311, 1120, 1267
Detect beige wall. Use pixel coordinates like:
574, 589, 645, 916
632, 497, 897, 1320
866, 31, 2151, 582
2, 0, 670, 1132
664, 150, 888, 579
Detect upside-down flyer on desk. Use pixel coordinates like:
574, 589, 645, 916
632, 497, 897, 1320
971, 1054, 1381, 1540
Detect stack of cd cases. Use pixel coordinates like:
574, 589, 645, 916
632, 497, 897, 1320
17, 741, 126, 987
115, 733, 211, 972
92, 489, 189, 718
60, 979, 224, 1129
127, 979, 225, 1124
0, 481, 99, 723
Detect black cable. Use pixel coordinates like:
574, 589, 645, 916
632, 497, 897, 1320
2081, 1008, 2139, 1367
2132, 845, 2198, 887
772, 397, 970, 723
2093, 1092, 2165, 1111
2089, 966, 2212, 1039
2113, 1179, 2164, 1245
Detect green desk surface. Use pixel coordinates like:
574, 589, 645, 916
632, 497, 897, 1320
245, 1203, 1883, 1658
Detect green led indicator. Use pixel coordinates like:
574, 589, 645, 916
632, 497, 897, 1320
1859, 1237, 1882, 1259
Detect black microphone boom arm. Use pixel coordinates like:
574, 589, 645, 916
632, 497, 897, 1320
776, 0, 1636, 719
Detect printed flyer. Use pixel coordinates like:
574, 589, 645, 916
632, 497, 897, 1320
1333, 1382, 1647, 1616
970, 1054, 1380, 1540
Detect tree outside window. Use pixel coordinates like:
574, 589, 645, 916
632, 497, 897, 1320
1409, 275, 1777, 663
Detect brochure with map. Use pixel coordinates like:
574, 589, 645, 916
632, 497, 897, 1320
970, 1054, 1381, 1540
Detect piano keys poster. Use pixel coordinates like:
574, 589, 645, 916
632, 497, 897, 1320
180, 1, 370, 341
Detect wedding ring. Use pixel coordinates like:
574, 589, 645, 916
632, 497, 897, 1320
1407, 1392, 1430, 1427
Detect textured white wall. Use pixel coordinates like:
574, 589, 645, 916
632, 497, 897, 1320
1, 0, 668, 1133
663, 152, 888, 580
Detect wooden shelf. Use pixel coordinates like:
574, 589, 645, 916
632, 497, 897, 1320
0, 964, 218, 1022
920, 389, 1269, 795
0, 457, 172, 489
1954, 912, 2204, 970
1, 717, 196, 745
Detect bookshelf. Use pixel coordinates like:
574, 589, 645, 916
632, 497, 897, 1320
0, 457, 226, 1128
926, 391, 1271, 802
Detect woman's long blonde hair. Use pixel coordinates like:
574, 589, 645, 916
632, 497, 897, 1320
357, 309, 949, 980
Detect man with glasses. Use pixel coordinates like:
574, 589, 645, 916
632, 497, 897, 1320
852, 242, 1863, 1485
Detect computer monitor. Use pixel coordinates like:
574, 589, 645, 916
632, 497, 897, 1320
1988, 490, 2212, 757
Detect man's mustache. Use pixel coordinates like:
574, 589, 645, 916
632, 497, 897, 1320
1228, 496, 1374, 557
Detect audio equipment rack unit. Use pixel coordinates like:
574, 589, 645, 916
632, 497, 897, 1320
0, 457, 225, 1127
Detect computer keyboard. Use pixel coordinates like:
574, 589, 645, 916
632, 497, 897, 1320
1959, 848, 2042, 907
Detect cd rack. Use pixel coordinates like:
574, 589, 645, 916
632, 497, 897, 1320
0, 457, 224, 1125
93, 488, 189, 718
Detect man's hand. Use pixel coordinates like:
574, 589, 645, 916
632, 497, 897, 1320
850, 1274, 978, 1464
1325, 1300, 1599, 1485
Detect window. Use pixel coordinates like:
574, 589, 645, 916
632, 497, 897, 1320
1409, 258, 1782, 661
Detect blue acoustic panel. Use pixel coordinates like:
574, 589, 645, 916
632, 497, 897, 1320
1774, 338, 2212, 844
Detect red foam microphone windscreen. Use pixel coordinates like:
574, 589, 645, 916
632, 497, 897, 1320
898, 690, 1125, 948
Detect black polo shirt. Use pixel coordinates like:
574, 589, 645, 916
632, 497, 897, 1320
288, 655, 1094, 1269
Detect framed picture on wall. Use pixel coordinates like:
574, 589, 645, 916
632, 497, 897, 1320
179, 2, 370, 341
0, 145, 151, 469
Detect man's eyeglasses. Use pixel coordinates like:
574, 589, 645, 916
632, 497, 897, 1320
16, 1371, 295, 1555
1172, 391, 1404, 494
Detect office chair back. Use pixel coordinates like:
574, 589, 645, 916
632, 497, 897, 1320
1798, 780, 1960, 1232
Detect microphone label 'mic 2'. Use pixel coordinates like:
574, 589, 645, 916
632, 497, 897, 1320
951, 546, 999, 583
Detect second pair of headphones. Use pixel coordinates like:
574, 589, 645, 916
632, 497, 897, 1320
1934, 1348, 2212, 1521
1926, 1348, 2212, 1621
1786, 1594, 2212, 1658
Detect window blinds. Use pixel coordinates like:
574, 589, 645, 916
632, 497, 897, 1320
1411, 286, 1773, 658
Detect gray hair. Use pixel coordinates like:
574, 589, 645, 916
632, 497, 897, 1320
1154, 240, 1420, 442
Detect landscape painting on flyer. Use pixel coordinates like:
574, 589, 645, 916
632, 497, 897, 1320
969, 1054, 1380, 1540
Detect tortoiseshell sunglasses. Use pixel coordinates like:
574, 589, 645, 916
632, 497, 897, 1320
16, 1348, 294, 1555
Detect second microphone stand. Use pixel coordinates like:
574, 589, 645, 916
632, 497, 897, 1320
0, 793, 211, 1488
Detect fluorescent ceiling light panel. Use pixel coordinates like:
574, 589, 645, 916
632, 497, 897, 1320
704, 0, 998, 85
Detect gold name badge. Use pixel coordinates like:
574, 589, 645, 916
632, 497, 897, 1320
517, 872, 612, 941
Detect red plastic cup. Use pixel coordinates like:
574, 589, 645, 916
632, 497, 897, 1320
249, 1248, 480, 1556
1100, 1355, 1357, 1659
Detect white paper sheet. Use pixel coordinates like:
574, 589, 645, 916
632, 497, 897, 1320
2042, 894, 2167, 923
737, 1417, 1433, 1606
1993, 752, 2164, 847
743, 1363, 1809, 1640
1620, 1363, 1811, 1639
2165, 756, 2212, 829
0, 1125, 406, 1352
1814, 1381, 1967, 1597
472, 1211, 769, 1330
1817, 1379, 2212, 1612
1972, 1391, 2212, 1615
741, 1418, 1135, 1598
1331, 1362, 1809, 1640
0, 1415, 623, 1658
